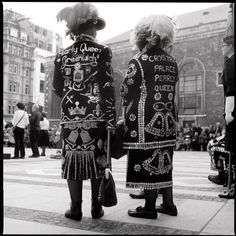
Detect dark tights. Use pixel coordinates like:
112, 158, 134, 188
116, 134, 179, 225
67, 178, 102, 203
161, 187, 174, 206
143, 186, 174, 211
144, 189, 158, 211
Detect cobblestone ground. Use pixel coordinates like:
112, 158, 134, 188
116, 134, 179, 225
3, 148, 235, 235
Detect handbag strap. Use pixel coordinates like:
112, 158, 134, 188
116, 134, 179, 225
106, 99, 127, 170
13, 112, 25, 128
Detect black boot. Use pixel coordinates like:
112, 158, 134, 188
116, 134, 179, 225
65, 201, 82, 221
91, 199, 104, 219
128, 189, 157, 219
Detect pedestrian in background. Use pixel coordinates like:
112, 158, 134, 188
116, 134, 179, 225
29, 103, 42, 158
11, 102, 29, 159
120, 15, 178, 219
39, 112, 50, 156
53, 2, 116, 221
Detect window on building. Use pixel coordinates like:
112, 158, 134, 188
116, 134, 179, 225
39, 40, 44, 49
17, 31, 21, 39
46, 43, 52, 52
40, 80, 44, 93
216, 71, 223, 86
8, 105, 11, 114
9, 63, 13, 73
13, 82, 17, 92
9, 81, 12, 92
43, 29, 47, 36
35, 25, 39, 33
25, 69, 29, 77
18, 48, 21, 56
25, 50, 29, 58
40, 63, 45, 73
178, 60, 205, 115
8, 43, 12, 54
14, 65, 17, 74
13, 46, 17, 55
25, 84, 29, 94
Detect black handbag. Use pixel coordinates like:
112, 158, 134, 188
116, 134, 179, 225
98, 128, 118, 207
99, 169, 117, 207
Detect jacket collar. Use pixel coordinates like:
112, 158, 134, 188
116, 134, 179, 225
75, 34, 96, 43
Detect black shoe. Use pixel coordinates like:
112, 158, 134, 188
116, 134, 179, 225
129, 190, 145, 199
128, 206, 157, 219
219, 189, 234, 199
20, 157, 25, 159
65, 202, 82, 221
91, 200, 104, 219
41, 153, 46, 156
12, 156, 20, 159
208, 175, 224, 185
155, 204, 178, 216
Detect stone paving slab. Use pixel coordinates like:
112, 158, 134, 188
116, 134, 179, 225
3, 148, 235, 235
4, 218, 105, 235
200, 200, 235, 235
4, 206, 198, 235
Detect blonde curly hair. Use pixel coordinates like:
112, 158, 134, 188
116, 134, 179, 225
130, 15, 176, 51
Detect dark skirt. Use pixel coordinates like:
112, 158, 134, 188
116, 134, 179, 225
61, 121, 108, 180
126, 147, 174, 190
39, 130, 50, 147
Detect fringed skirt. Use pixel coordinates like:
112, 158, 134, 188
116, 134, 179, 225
61, 121, 107, 180
126, 147, 174, 190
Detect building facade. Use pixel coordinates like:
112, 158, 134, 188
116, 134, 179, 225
3, 9, 63, 121
102, 3, 231, 129
42, 4, 232, 129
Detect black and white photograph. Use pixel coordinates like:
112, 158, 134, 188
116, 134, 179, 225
2, 2, 235, 235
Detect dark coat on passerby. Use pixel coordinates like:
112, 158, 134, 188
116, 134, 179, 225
29, 110, 41, 131
29, 106, 42, 157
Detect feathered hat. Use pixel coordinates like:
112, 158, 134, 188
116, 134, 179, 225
56, 2, 105, 37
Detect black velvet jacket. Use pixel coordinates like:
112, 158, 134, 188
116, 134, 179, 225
53, 35, 116, 126
121, 48, 179, 150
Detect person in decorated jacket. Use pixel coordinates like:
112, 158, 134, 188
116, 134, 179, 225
120, 15, 178, 219
53, 2, 116, 221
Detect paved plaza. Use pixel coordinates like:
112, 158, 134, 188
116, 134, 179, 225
2, 147, 235, 235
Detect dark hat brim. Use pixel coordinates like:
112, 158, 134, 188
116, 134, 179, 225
92, 17, 106, 30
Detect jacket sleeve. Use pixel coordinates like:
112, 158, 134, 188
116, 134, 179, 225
98, 46, 117, 126
52, 53, 64, 98
120, 58, 142, 107
224, 56, 235, 97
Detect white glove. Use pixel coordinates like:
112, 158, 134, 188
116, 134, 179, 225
225, 96, 235, 124
105, 168, 110, 179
